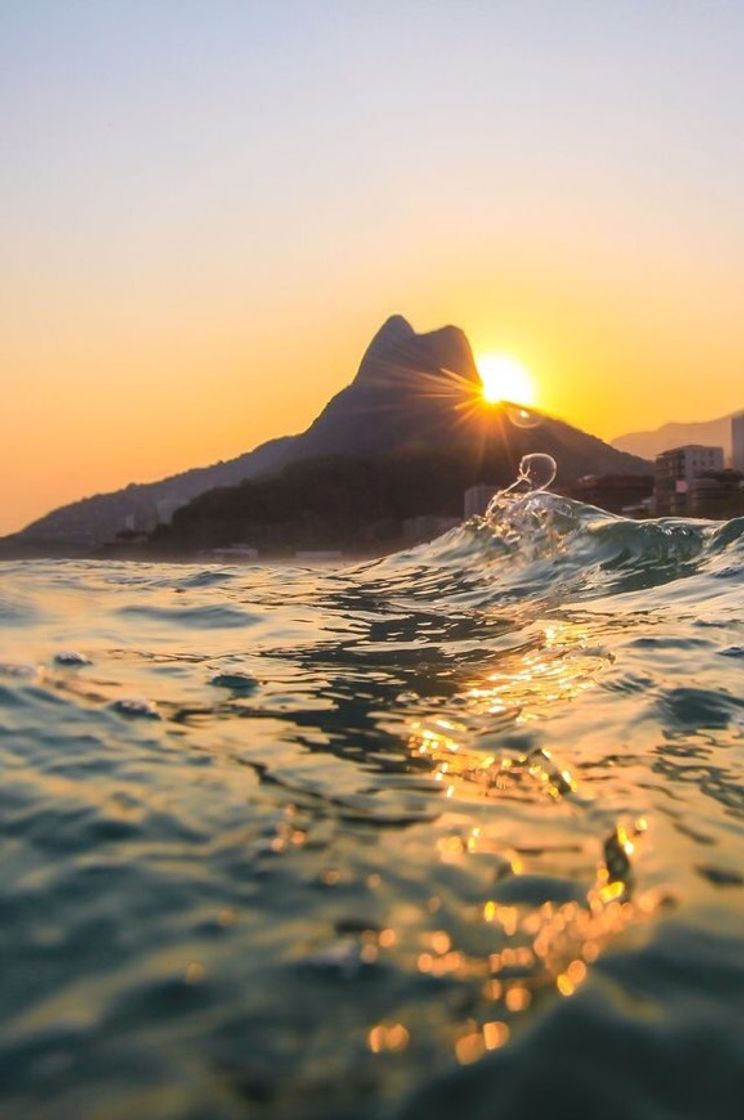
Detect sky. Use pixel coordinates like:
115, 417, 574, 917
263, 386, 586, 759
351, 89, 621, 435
3, 0, 744, 535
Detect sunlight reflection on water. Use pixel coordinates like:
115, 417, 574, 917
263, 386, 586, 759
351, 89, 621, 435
1, 505, 744, 1118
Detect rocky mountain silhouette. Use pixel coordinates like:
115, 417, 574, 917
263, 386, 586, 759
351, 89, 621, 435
612, 412, 741, 461
3, 316, 650, 554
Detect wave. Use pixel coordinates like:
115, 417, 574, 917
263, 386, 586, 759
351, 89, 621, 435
362, 495, 744, 609
1, 501, 744, 1120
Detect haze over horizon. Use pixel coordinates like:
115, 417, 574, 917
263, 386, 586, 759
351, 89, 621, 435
4, 0, 744, 535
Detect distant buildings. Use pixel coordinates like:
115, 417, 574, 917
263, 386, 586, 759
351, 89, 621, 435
654, 445, 724, 515
567, 473, 654, 515
650, 423, 744, 519
464, 484, 498, 519
690, 469, 744, 517
732, 412, 744, 471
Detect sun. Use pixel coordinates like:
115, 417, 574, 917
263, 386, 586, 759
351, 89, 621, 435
476, 354, 536, 406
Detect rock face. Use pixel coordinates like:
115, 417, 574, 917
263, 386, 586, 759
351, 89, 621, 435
299, 316, 482, 459
4, 315, 650, 553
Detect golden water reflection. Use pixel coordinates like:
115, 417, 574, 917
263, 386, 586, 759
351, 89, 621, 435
366, 622, 660, 1065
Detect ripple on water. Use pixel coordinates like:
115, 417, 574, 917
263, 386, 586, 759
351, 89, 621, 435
116, 604, 258, 629
210, 672, 258, 694
0, 522, 743, 1119
657, 686, 744, 730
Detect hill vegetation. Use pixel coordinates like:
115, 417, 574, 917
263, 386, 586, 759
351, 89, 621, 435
138, 449, 494, 557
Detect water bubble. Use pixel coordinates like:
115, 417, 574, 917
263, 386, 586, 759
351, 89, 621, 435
506, 404, 542, 430
109, 698, 160, 720
517, 453, 556, 492
54, 651, 92, 667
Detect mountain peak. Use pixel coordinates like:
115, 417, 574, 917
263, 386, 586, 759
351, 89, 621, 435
381, 313, 414, 333
353, 315, 478, 390
365, 314, 415, 353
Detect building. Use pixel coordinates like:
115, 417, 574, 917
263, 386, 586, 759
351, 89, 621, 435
732, 413, 744, 471
567, 474, 654, 515
464, 483, 498, 519
690, 469, 744, 518
654, 445, 724, 515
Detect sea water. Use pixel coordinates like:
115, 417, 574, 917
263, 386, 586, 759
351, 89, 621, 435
1, 495, 743, 1119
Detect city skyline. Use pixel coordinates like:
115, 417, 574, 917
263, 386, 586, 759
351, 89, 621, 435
4, 1, 744, 534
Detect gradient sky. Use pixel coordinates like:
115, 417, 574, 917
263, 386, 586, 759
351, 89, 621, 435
3, 0, 744, 534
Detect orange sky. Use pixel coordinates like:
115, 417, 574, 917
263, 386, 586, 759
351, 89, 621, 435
3, 2, 744, 536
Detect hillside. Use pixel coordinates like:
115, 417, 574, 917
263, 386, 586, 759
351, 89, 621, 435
2, 316, 650, 556
138, 441, 629, 558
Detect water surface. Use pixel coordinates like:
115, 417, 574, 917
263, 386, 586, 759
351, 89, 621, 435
1, 496, 743, 1118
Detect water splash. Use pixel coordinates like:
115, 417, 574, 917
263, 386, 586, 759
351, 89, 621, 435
485, 453, 558, 525
514, 452, 557, 492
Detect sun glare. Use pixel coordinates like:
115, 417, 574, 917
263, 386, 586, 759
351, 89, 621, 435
477, 354, 536, 406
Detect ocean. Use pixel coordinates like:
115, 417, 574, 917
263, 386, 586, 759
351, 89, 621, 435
1, 491, 743, 1119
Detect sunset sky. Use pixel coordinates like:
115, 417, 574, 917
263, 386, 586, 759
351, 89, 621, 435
3, 0, 744, 535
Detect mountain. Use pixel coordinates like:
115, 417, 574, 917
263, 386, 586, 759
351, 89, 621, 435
3, 316, 650, 555
613, 412, 740, 461
2, 436, 296, 554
